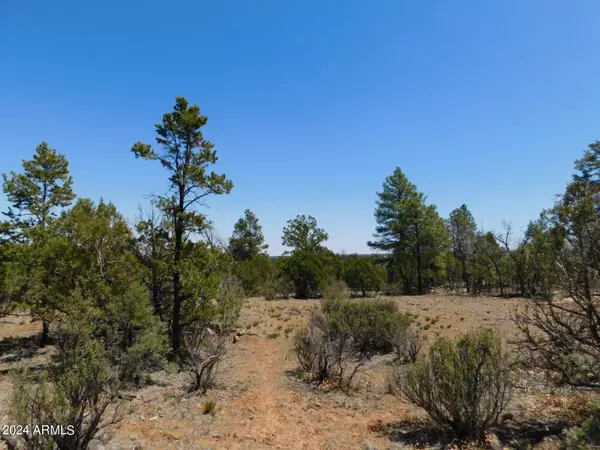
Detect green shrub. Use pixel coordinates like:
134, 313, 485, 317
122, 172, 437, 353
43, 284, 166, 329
320, 277, 349, 300
281, 251, 326, 299
343, 256, 386, 297
563, 399, 600, 449
389, 327, 513, 439
102, 283, 169, 385
9, 312, 125, 450
212, 275, 243, 333
232, 254, 273, 296
322, 298, 411, 354
260, 272, 294, 300
293, 298, 411, 389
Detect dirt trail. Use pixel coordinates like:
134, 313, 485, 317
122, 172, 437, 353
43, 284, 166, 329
115, 329, 404, 449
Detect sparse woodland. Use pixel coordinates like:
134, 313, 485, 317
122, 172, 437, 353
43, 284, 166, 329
2, 97, 600, 449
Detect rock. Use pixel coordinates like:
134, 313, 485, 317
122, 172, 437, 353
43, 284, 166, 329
167, 430, 185, 440
363, 441, 379, 450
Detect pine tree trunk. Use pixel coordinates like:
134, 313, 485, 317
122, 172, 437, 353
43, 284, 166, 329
171, 185, 185, 359
40, 320, 50, 347
171, 271, 181, 356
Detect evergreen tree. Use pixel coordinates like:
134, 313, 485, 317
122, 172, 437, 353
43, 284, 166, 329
49, 199, 168, 382
368, 168, 448, 294
132, 97, 233, 357
135, 209, 172, 321
2, 142, 76, 344
228, 209, 268, 261
343, 256, 386, 297
447, 204, 477, 292
2, 142, 75, 237
282, 215, 328, 254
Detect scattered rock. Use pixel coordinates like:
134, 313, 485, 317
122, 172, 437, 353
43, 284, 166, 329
363, 441, 379, 450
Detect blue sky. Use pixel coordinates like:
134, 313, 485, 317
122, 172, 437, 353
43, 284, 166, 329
1, 1, 599, 255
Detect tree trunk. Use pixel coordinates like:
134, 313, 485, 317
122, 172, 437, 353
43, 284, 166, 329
171, 186, 185, 359
461, 258, 470, 293
171, 271, 182, 356
40, 320, 50, 347
416, 252, 423, 294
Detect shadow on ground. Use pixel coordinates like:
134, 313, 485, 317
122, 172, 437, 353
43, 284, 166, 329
376, 417, 570, 449
0, 333, 43, 364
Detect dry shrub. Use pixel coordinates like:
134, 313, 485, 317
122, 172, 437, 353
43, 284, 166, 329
320, 277, 349, 300
293, 298, 412, 389
563, 399, 600, 449
389, 327, 423, 364
527, 393, 595, 425
183, 328, 227, 394
8, 314, 125, 450
389, 327, 513, 439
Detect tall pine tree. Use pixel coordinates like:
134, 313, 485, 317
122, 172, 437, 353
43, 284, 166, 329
368, 168, 448, 294
447, 204, 477, 292
132, 97, 233, 357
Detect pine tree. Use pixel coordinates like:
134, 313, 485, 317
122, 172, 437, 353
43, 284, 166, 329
447, 204, 477, 292
2, 142, 76, 344
2, 142, 75, 236
368, 167, 448, 294
228, 209, 268, 261
132, 97, 233, 357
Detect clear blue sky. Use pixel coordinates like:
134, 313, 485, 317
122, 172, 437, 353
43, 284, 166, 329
1, 1, 599, 255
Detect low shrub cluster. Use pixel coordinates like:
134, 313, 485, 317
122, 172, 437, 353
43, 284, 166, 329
293, 298, 414, 389
388, 327, 513, 439
9, 309, 126, 450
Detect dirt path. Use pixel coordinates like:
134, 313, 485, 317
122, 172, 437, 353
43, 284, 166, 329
115, 330, 405, 449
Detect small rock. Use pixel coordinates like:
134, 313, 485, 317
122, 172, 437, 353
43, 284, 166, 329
363, 441, 379, 450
